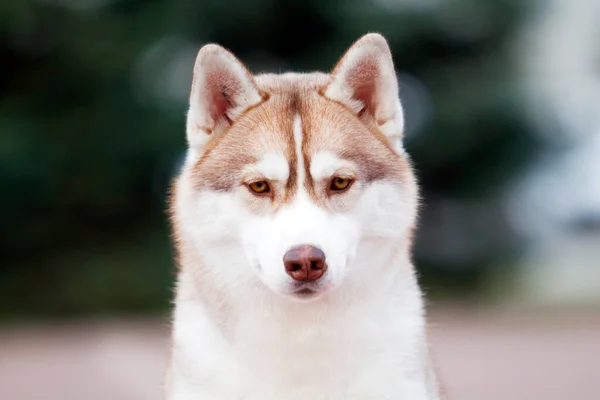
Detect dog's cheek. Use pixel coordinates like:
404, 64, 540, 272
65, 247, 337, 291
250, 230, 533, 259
239, 214, 280, 274
358, 181, 417, 238
188, 191, 247, 243
328, 214, 361, 277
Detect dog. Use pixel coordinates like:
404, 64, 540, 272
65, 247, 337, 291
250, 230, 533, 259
166, 33, 440, 399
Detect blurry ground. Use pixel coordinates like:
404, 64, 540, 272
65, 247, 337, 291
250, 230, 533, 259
1, 308, 599, 400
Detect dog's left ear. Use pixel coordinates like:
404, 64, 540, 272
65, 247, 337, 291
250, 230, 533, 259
325, 33, 404, 150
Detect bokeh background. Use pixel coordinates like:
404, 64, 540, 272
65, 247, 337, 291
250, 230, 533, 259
1, 0, 599, 399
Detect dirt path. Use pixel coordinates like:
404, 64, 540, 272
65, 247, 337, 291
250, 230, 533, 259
1, 309, 599, 400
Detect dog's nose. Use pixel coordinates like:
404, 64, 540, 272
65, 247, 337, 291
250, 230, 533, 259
283, 245, 327, 282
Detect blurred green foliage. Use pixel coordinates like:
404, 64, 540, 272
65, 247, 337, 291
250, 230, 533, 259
0, 0, 539, 318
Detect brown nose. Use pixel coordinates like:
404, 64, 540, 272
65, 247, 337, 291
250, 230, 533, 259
283, 245, 327, 282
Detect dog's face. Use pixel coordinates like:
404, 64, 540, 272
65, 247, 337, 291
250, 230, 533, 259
174, 34, 418, 301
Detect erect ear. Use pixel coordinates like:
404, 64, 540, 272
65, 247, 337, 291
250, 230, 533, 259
325, 33, 405, 151
186, 44, 265, 152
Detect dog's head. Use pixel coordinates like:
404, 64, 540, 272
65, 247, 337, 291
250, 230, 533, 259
173, 34, 418, 301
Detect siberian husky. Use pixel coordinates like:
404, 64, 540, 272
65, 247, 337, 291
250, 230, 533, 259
166, 33, 440, 399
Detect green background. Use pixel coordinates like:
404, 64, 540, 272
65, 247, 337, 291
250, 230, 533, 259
0, 0, 540, 318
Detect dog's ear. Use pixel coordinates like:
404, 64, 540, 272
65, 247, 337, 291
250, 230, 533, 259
186, 44, 265, 152
325, 33, 404, 150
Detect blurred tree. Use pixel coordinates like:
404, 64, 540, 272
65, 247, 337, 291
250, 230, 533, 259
0, 0, 538, 317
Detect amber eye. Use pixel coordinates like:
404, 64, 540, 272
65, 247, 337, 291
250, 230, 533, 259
330, 177, 352, 192
248, 181, 270, 194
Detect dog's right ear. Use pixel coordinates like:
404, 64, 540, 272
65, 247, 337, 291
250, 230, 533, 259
186, 44, 265, 152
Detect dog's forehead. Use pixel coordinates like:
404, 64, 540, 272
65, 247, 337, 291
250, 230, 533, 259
193, 73, 404, 192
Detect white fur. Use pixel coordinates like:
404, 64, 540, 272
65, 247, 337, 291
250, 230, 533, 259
309, 150, 356, 181
245, 152, 290, 182
168, 163, 437, 399
388, 99, 407, 155
293, 114, 305, 181
170, 180, 436, 399
242, 188, 360, 297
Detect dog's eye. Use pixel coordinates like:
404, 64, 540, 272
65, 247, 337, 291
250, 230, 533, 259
248, 181, 270, 194
330, 177, 352, 192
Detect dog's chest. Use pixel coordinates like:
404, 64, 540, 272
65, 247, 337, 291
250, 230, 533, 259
171, 297, 428, 399
225, 326, 411, 399
234, 320, 371, 385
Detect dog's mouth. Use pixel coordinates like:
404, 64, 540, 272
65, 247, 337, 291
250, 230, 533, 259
290, 288, 320, 301
287, 282, 327, 301
295, 288, 317, 297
